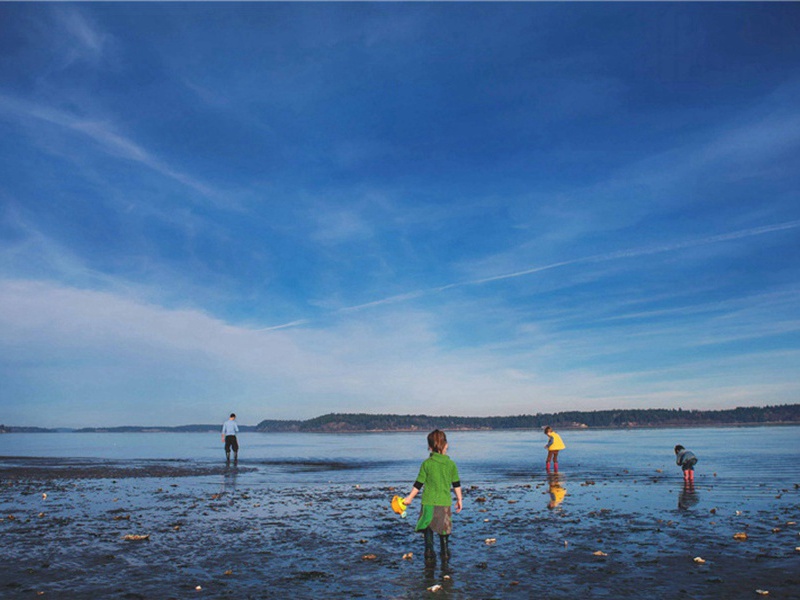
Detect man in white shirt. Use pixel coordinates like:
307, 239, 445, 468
221, 413, 240, 464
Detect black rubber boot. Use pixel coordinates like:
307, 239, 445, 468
424, 528, 436, 563
439, 534, 451, 561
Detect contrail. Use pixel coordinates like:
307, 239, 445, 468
255, 319, 310, 332
262, 219, 800, 330
455, 219, 800, 288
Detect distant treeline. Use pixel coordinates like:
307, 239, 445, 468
255, 404, 800, 432
2, 404, 798, 434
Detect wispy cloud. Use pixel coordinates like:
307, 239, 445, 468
0, 94, 219, 201
0, 280, 572, 425
50, 5, 108, 68
263, 219, 800, 330
0, 203, 104, 284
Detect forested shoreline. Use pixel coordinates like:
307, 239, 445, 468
255, 404, 800, 432
2, 404, 798, 434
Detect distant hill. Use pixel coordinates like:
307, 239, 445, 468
0, 425, 63, 434
3, 404, 798, 433
255, 404, 800, 432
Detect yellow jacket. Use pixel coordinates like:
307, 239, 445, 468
547, 432, 565, 451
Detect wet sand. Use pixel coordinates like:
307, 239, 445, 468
1, 458, 798, 599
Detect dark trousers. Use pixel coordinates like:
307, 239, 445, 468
225, 435, 239, 454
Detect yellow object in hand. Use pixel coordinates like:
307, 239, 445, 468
391, 495, 407, 518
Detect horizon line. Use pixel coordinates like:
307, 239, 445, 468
6, 402, 798, 430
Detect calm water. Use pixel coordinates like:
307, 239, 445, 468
2, 426, 798, 510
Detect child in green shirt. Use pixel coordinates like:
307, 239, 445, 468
403, 429, 463, 563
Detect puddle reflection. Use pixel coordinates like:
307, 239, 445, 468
548, 473, 567, 509
678, 480, 699, 510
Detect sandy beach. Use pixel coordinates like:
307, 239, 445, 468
1, 455, 798, 599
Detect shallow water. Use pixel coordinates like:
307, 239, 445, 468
3, 427, 797, 508
1, 427, 798, 598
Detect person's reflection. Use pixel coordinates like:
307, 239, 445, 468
547, 473, 567, 509
222, 467, 238, 506
678, 479, 699, 510
421, 559, 454, 592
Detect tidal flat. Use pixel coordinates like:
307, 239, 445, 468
0, 428, 798, 598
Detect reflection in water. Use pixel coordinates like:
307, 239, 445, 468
678, 480, 699, 510
548, 473, 567, 509
422, 559, 454, 593
222, 466, 238, 505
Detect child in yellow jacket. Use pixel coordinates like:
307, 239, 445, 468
544, 426, 565, 473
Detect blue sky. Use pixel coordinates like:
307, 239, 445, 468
1, 4, 799, 427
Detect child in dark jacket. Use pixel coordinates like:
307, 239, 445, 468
674, 445, 698, 482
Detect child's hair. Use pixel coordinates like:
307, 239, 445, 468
427, 429, 448, 453
230, 413, 236, 418
543, 426, 553, 434
674, 444, 684, 453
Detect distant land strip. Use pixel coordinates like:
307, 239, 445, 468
2, 404, 798, 434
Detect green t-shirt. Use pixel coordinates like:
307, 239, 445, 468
416, 452, 460, 506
